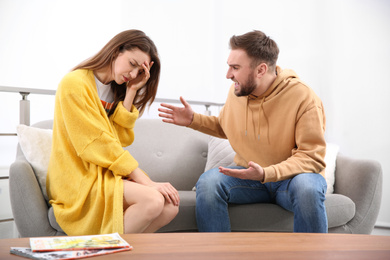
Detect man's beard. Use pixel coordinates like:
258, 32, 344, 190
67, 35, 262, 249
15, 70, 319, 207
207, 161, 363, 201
234, 74, 257, 97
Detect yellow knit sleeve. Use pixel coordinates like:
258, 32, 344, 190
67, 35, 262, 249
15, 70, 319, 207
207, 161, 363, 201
110, 102, 139, 147
57, 71, 139, 177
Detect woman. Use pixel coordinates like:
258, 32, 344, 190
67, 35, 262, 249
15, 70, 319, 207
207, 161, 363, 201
47, 30, 179, 236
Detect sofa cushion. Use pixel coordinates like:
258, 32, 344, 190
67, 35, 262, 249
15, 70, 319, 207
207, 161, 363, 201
48, 207, 65, 233
205, 136, 339, 194
229, 203, 294, 232
127, 119, 209, 190
158, 190, 296, 232
16, 124, 52, 201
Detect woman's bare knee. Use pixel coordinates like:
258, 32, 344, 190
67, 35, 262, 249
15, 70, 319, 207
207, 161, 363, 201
142, 202, 179, 233
164, 202, 179, 221
143, 192, 165, 219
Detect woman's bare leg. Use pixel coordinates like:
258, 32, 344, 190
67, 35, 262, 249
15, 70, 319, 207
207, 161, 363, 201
142, 201, 179, 233
123, 180, 165, 233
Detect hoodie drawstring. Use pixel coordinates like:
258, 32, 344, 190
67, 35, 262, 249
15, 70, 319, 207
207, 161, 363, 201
258, 98, 264, 140
245, 96, 269, 143
245, 97, 249, 136
259, 97, 270, 143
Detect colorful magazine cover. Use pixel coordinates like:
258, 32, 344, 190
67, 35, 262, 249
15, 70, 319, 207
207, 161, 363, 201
29, 233, 131, 252
10, 247, 131, 260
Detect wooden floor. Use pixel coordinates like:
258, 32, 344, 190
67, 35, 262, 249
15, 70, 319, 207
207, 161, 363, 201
372, 227, 390, 236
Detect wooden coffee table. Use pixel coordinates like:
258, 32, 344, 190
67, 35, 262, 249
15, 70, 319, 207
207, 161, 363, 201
2, 232, 390, 259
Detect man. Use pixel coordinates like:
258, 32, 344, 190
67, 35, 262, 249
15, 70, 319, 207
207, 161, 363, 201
158, 30, 327, 233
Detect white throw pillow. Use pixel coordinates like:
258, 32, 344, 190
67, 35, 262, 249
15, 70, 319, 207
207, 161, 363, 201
324, 143, 340, 194
204, 136, 236, 172
204, 136, 339, 194
191, 136, 236, 191
16, 124, 52, 201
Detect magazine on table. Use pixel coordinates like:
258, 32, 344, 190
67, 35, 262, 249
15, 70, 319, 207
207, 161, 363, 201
29, 233, 131, 252
10, 247, 131, 260
10, 233, 132, 260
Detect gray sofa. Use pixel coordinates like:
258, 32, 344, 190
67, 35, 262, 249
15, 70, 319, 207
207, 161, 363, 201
9, 119, 382, 237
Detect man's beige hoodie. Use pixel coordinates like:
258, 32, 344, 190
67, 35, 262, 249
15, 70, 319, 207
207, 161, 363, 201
189, 66, 326, 183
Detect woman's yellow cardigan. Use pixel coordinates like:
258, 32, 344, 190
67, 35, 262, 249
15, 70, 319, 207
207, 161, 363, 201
47, 69, 139, 235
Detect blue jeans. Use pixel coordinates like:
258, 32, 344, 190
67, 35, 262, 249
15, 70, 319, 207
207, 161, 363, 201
195, 166, 328, 233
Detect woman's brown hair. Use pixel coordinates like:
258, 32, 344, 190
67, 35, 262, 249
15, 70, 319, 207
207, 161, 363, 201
73, 29, 161, 116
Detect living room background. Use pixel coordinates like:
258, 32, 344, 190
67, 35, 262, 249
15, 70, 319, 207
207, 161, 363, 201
1, 0, 389, 228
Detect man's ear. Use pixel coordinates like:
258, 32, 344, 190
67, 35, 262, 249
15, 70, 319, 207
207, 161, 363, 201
256, 63, 268, 78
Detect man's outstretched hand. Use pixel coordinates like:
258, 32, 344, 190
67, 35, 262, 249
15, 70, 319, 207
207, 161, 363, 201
219, 161, 265, 182
158, 96, 194, 126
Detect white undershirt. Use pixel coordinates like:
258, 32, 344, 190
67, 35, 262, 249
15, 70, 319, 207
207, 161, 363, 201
94, 76, 114, 103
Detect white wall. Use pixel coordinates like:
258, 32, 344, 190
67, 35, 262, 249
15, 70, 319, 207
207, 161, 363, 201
1, 0, 389, 226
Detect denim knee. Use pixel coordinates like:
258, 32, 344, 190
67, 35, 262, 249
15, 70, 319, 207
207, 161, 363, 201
288, 173, 327, 206
196, 168, 224, 195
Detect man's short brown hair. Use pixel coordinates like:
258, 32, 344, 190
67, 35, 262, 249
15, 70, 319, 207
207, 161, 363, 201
229, 30, 279, 69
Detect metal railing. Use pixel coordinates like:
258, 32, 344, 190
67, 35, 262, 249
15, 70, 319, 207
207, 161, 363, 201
0, 86, 56, 128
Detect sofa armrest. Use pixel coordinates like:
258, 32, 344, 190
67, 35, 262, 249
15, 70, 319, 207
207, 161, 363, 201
334, 154, 382, 234
9, 159, 59, 237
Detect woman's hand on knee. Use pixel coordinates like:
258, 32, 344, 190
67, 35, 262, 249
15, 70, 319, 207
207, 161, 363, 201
148, 182, 180, 206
